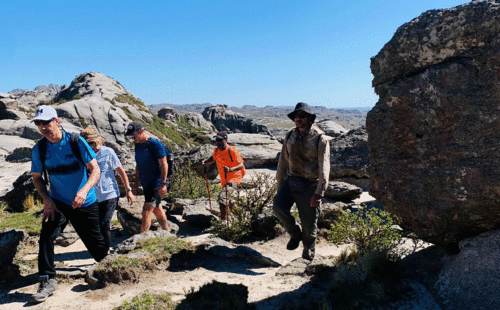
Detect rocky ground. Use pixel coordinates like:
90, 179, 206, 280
0, 192, 443, 310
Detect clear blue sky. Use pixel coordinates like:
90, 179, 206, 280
2, 0, 468, 108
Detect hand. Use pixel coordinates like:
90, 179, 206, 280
223, 166, 232, 173
126, 190, 135, 205
201, 160, 206, 166
42, 198, 58, 222
132, 185, 139, 196
158, 184, 167, 198
72, 190, 88, 209
309, 194, 322, 208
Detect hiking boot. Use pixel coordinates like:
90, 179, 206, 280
286, 237, 301, 250
30, 276, 56, 303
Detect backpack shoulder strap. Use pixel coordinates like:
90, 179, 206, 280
70, 133, 85, 166
227, 146, 234, 162
38, 138, 49, 184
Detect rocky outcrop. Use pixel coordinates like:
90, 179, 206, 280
182, 112, 216, 131
323, 181, 363, 202
0, 228, 27, 280
367, 1, 500, 246
158, 108, 180, 122
328, 127, 370, 179
116, 197, 178, 235
202, 105, 267, 133
57, 72, 128, 101
434, 229, 500, 310
317, 119, 347, 135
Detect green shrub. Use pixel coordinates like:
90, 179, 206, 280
72, 94, 82, 100
167, 163, 220, 200
115, 292, 176, 310
133, 237, 193, 256
208, 172, 277, 242
328, 206, 402, 254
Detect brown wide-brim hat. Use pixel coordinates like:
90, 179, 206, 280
80, 128, 102, 143
287, 102, 316, 123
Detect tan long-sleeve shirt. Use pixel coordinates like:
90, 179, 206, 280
276, 125, 331, 196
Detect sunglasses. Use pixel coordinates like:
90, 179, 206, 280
215, 139, 224, 142
34, 118, 55, 126
294, 114, 308, 119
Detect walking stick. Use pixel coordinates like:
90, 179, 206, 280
204, 166, 212, 212
225, 170, 229, 226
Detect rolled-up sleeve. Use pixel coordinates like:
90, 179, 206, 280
315, 135, 331, 196
276, 134, 290, 188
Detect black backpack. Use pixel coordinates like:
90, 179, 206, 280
37, 132, 87, 184
147, 140, 174, 178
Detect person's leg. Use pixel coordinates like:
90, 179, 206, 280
61, 201, 108, 262
294, 183, 320, 260
37, 209, 67, 278
273, 179, 302, 239
98, 198, 118, 249
151, 188, 169, 230
140, 188, 155, 232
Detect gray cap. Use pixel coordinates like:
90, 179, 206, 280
124, 121, 144, 135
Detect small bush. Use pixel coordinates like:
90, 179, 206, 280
95, 237, 193, 284
115, 292, 176, 310
22, 194, 44, 212
208, 172, 277, 242
167, 163, 220, 200
72, 94, 82, 100
328, 206, 402, 254
118, 292, 175, 310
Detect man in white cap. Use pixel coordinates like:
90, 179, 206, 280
29, 105, 107, 303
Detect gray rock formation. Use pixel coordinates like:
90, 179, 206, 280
0, 228, 27, 279
329, 127, 370, 179
57, 72, 128, 101
434, 229, 500, 310
182, 112, 216, 131
0, 171, 35, 212
367, 1, 500, 246
317, 119, 347, 135
202, 105, 267, 133
226, 133, 281, 168
323, 181, 363, 202
54, 224, 80, 247
116, 196, 178, 235
157, 107, 180, 122
114, 230, 176, 254
181, 201, 219, 228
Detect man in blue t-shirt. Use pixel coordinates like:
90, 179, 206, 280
29, 106, 107, 303
125, 121, 169, 233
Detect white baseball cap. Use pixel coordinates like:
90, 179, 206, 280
32, 105, 58, 122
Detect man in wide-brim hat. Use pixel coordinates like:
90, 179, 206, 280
273, 102, 331, 261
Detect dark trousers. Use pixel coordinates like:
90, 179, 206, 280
273, 178, 321, 260
98, 197, 118, 249
38, 199, 107, 277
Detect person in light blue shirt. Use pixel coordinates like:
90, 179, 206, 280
81, 128, 135, 250
29, 105, 107, 303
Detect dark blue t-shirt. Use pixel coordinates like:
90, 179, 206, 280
135, 137, 167, 190
31, 131, 97, 207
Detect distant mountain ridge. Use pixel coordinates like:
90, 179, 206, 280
149, 103, 369, 130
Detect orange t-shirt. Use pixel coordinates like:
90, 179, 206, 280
213, 146, 246, 187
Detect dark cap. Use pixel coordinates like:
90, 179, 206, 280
124, 121, 144, 136
215, 131, 228, 140
287, 102, 316, 123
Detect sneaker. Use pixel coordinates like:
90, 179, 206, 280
30, 276, 56, 303
286, 237, 301, 250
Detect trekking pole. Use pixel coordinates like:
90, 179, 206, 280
225, 170, 229, 226
204, 166, 212, 212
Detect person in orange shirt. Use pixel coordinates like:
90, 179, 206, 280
202, 131, 245, 219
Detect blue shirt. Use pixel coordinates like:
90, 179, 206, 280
31, 131, 97, 207
95, 146, 121, 202
135, 137, 166, 190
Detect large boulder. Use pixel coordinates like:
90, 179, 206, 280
57, 72, 129, 101
367, 1, 500, 246
116, 196, 178, 235
202, 105, 267, 133
434, 229, 500, 310
182, 112, 216, 131
328, 127, 370, 179
317, 119, 347, 136
0, 228, 27, 280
